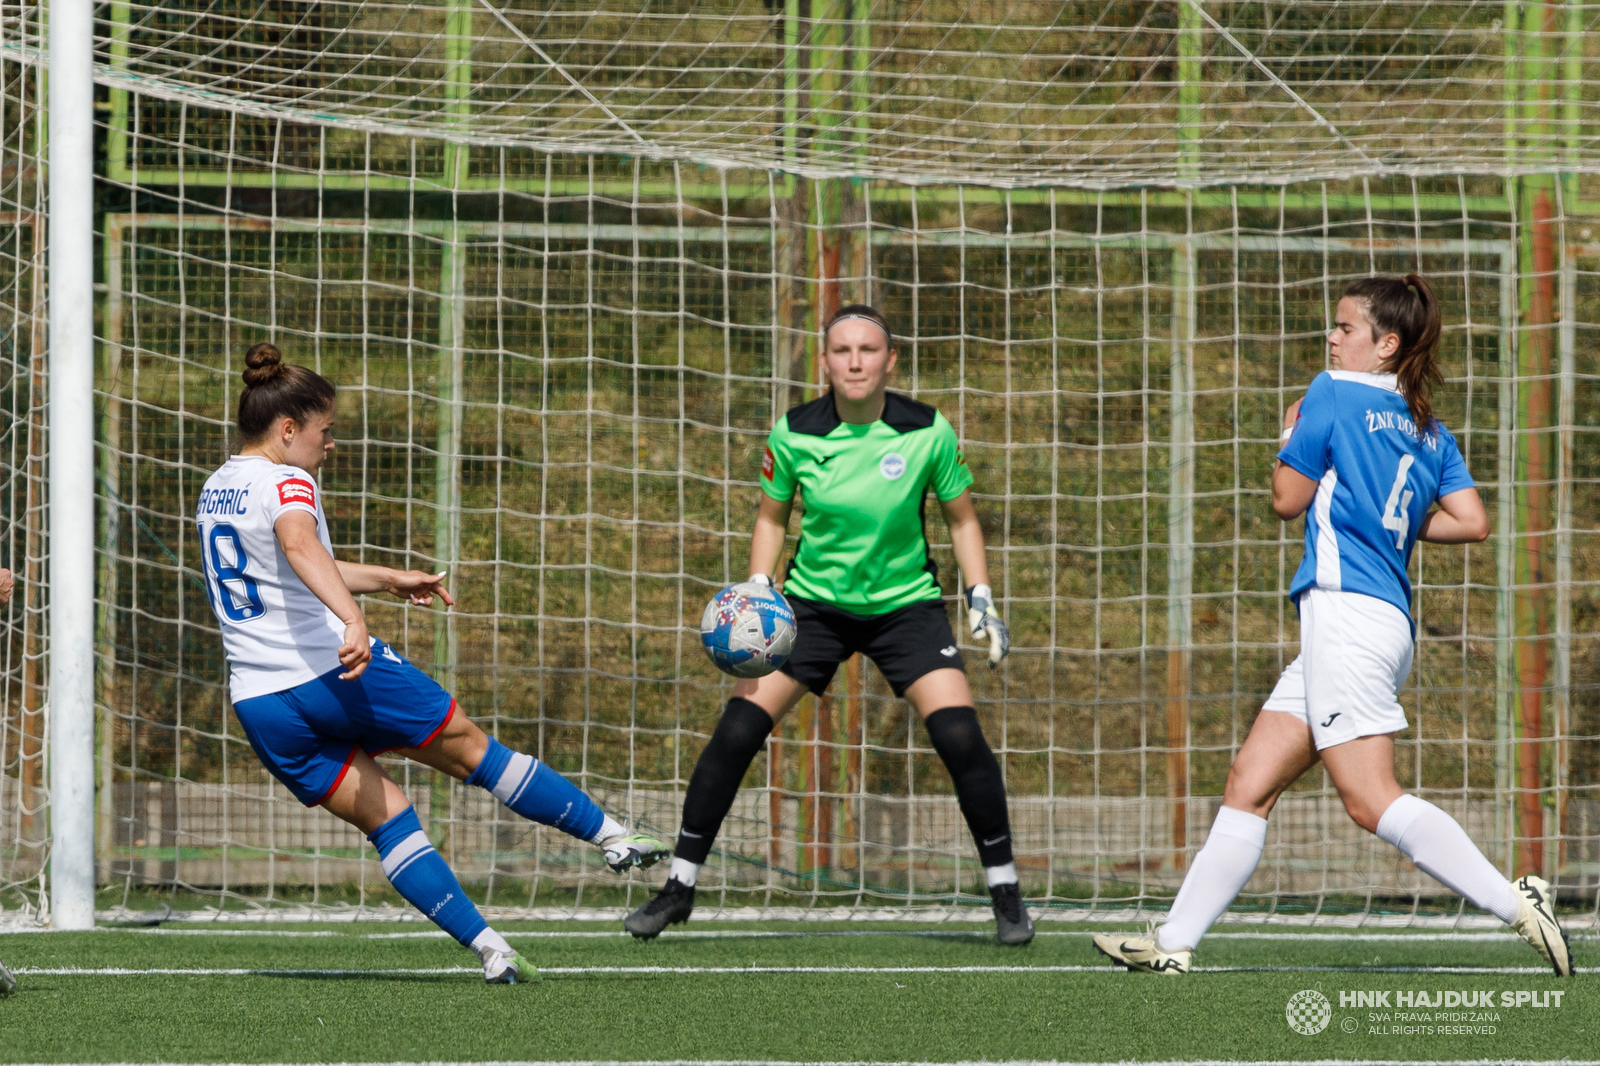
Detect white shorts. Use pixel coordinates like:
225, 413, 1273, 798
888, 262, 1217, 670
1261, 587, 1413, 751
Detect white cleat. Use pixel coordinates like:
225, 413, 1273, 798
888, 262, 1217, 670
0, 956, 15, 997
601, 831, 671, 874
1511, 874, 1572, 976
479, 947, 538, 984
1092, 930, 1191, 974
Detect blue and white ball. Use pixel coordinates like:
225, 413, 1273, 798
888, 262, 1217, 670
699, 581, 797, 678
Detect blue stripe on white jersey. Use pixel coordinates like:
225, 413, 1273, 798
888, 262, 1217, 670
1278, 370, 1475, 623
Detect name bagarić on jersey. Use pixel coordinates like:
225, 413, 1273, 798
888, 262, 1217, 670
197, 455, 347, 701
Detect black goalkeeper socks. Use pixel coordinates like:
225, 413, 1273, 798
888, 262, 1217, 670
924, 705, 1015, 867
674, 697, 775, 864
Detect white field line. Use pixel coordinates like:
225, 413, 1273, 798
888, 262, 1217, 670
47, 906, 1599, 931
9, 1060, 1600, 1066
12, 963, 1586, 976
3, 927, 1591, 943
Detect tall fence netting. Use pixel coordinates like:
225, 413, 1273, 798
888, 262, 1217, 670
2, 0, 1599, 922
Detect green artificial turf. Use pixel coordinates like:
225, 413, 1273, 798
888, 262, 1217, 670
0, 920, 1590, 1063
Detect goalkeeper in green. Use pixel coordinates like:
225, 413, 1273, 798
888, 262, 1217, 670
625, 304, 1030, 945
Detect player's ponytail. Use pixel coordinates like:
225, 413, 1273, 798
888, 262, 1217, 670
1343, 273, 1443, 434
237, 341, 337, 441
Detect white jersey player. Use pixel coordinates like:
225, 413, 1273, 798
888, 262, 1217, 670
199, 342, 669, 984
1093, 274, 1571, 976
197, 456, 346, 702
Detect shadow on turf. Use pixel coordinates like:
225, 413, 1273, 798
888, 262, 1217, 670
629, 931, 1006, 945
257, 972, 467, 984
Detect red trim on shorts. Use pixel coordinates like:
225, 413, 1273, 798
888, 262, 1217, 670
415, 699, 457, 749
366, 699, 457, 757
313, 745, 361, 807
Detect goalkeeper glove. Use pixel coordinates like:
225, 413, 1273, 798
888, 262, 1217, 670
964, 583, 1010, 668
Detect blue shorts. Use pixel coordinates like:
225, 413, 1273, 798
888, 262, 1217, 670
232, 640, 456, 806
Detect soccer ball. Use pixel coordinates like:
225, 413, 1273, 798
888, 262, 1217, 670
699, 581, 797, 678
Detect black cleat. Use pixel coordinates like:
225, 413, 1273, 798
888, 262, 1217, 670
624, 877, 696, 939
989, 881, 1035, 946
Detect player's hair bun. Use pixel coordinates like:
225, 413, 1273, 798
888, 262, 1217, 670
236, 341, 337, 441
242, 342, 285, 388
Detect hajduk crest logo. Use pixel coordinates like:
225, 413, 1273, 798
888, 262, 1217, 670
1286, 989, 1332, 1035
879, 452, 906, 480
277, 478, 316, 507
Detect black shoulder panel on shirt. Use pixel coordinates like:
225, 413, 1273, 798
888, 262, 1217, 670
881, 391, 938, 433
784, 394, 842, 437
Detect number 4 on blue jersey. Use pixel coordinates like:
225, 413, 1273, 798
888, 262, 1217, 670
1277, 370, 1475, 624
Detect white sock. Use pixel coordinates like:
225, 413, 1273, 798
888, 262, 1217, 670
589, 813, 627, 844
985, 862, 1018, 887
1376, 794, 1519, 923
470, 926, 513, 959
669, 856, 699, 887
1157, 806, 1267, 953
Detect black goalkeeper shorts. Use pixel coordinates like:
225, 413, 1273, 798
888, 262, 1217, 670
780, 595, 964, 698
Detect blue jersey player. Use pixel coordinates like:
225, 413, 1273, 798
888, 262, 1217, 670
198, 343, 670, 983
1095, 274, 1571, 975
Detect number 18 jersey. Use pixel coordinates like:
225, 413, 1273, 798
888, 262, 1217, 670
197, 455, 346, 702
1277, 370, 1475, 623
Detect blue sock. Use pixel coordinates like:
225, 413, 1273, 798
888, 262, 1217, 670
465, 736, 605, 842
367, 807, 486, 948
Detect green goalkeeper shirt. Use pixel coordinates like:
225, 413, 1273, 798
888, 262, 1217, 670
761, 392, 974, 614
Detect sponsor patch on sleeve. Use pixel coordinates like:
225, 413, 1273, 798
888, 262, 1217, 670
277, 477, 316, 507
762, 446, 775, 480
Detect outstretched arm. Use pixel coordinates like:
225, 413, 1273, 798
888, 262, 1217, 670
275, 511, 371, 679
748, 493, 794, 581
1418, 487, 1490, 543
335, 560, 457, 607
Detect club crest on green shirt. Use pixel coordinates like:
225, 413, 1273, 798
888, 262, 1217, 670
760, 392, 974, 614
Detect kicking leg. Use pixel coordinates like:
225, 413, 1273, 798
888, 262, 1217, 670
321, 749, 533, 983
402, 709, 668, 872
624, 669, 807, 939
906, 669, 1032, 945
1321, 736, 1568, 973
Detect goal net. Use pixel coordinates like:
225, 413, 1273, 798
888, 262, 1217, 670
2, 0, 1598, 924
